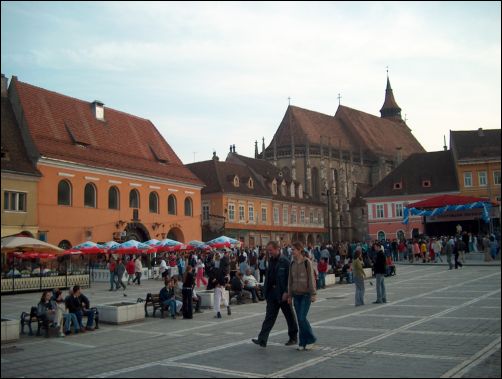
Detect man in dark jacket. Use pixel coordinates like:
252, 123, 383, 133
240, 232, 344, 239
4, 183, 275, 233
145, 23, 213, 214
252, 241, 298, 348
373, 245, 387, 304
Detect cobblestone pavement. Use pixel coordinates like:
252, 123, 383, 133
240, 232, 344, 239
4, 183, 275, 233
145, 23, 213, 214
1, 265, 501, 378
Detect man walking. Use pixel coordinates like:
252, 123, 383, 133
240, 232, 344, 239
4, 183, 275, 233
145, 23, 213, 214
252, 241, 298, 348
373, 244, 387, 304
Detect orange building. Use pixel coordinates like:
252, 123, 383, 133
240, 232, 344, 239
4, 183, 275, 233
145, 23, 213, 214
451, 129, 501, 204
188, 151, 327, 247
7, 76, 203, 248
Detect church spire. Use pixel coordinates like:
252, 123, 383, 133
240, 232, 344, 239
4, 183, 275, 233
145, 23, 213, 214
380, 72, 403, 122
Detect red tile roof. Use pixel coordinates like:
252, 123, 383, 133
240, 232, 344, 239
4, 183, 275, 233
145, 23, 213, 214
10, 78, 202, 186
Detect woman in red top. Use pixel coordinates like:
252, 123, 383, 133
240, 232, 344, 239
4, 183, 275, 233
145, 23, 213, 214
126, 258, 135, 285
317, 258, 328, 289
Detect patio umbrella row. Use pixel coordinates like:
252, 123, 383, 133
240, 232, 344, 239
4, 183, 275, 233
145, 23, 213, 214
2, 235, 242, 259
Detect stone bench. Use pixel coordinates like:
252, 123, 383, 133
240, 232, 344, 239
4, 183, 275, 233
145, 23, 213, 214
325, 273, 337, 286
96, 302, 144, 324
197, 289, 230, 309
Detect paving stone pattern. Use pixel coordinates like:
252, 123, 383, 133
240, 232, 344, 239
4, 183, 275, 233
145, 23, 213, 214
1, 265, 500, 378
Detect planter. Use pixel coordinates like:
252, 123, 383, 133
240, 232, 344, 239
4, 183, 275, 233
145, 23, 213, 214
1, 318, 20, 343
95, 302, 144, 324
197, 289, 230, 309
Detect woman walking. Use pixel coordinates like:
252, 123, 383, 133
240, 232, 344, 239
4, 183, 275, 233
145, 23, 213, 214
352, 250, 366, 306
288, 241, 317, 351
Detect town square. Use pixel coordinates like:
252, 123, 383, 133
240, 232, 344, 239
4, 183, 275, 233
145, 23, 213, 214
1, 2, 500, 378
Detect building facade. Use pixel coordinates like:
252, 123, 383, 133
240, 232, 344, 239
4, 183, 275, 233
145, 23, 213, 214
364, 150, 459, 240
188, 152, 327, 248
1, 74, 41, 238
451, 129, 501, 204
7, 76, 203, 248
260, 76, 425, 242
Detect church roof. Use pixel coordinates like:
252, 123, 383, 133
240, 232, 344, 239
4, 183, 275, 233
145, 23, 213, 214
268, 104, 425, 161
364, 150, 458, 198
9, 77, 202, 186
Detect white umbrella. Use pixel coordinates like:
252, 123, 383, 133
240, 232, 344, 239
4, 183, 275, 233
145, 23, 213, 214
1, 236, 64, 254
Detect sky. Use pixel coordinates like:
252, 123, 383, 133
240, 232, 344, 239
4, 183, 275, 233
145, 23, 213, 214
1, 1, 501, 164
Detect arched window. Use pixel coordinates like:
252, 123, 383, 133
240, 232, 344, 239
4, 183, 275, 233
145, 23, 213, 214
57, 180, 72, 206
149, 192, 159, 213
129, 189, 140, 208
84, 183, 97, 208
184, 197, 193, 217
233, 176, 240, 187
281, 181, 287, 196
377, 231, 386, 241
272, 179, 278, 195
290, 183, 295, 197
108, 186, 119, 210
298, 184, 303, 199
168, 194, 177, 215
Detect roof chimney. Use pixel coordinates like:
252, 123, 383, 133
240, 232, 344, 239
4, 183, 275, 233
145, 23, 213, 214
212, 151, 219, 161
396, 146, 403, 165
1, 74, 8, 98
443, 135, 447, 151
92, 100, 105, 121
478, 128, 484, 137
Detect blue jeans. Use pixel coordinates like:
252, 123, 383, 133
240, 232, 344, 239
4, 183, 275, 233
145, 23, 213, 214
109, 272, 116, 290
163, 299, 177, 316
293, 293, 316, 348
375, 274, 386, 303
354, 276, 365, 306
317, 272, 326, 289
75, 309, 94, 328
63, 313, 79, 332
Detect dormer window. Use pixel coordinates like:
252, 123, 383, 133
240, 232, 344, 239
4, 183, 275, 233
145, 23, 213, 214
290, 183, 295, 197
298, 184, 303, 199
422, 180, 431, 188
393, 182, 402, 190
248, 178, 254, 189
233, 175, 240, 187
272, 179, 278, 195
281, 181, 287, 196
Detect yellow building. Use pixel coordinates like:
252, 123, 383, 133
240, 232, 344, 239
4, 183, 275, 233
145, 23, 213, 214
451, 129, 501, 203
188, 151, 327, 247
1, 74, 41, 238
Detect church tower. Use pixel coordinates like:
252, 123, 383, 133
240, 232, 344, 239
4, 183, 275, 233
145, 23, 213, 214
380, 75, 403, 122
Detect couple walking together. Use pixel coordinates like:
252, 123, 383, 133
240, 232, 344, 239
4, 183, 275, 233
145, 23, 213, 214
253, 241, 317, 351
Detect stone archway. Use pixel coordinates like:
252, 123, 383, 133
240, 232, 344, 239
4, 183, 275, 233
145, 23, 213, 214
125, 222, 150, 242
167, 227, 184, 243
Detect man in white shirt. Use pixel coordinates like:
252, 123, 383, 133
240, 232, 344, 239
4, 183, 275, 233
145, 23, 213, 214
243, 269, 262, 303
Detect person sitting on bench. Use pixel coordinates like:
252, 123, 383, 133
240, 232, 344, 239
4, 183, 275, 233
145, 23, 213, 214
37, 290, 58, 337
243, 269, 261, 303
229, 272, 245, 304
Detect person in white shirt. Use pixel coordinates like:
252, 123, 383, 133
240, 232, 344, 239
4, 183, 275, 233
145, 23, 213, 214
243, 269, 262, 303
159, 258, 168, 278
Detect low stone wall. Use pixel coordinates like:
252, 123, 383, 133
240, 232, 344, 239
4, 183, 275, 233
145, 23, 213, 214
96, 302, 145, 324
1, 319, 19, 343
